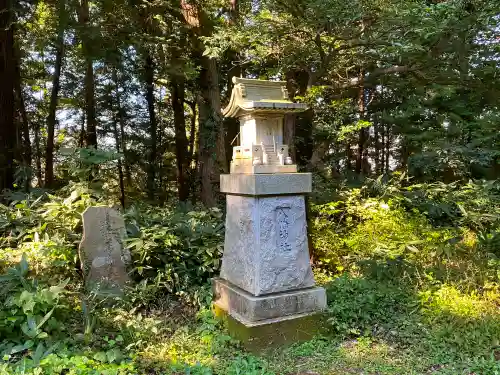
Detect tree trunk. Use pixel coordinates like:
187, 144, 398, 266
197, 56, 223, 207
187, 101, 198, 205
79, 0, 97, 148
78, 111, 85, 148
45, 9, 65, 188
355, 74, 366, 175
171, 76, 190, 202
144, 52, 157, 201
197, 99, 216, 206
295, 110, 314, 168
0, 0, 16, 192
400, 138, 409, 172
112, 69, 132, 187
209, 57, 226, 174
13, 44, 31, 174
115, 141, 126, 209
380, 122, 385, 174
385, 124, 390, 173
33, 122, 42, 185
113, 108, 125, 208
374, 120, 380, 175
187, 101, 196, 163
111, 68, 126, 208
345, 142, 352, 171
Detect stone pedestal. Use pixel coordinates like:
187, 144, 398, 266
213, 278, 326, 324
213, 303, 327, 353
215, 173, 327, 347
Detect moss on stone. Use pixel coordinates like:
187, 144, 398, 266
213, 304, 327, 353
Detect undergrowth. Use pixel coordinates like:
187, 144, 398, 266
1, 177, 500, 374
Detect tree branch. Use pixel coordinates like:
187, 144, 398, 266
321, 65, 418, 90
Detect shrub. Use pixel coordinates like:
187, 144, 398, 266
311, 181, 500, 289
125, 204, 224, 297
0, 255, 70, 364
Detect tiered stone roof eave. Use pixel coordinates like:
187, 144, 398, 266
223, 77, 308, 118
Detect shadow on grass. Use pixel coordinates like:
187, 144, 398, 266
304, 259, 500, 374
123, 257, 500, 374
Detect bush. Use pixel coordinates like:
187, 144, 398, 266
0, 255, 70, 364
124, 204, 224, 297
311, 180, 500, 289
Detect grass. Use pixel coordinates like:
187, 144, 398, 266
4, 274, 499, 375
3, 236, 500, 374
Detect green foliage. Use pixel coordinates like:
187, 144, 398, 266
125, 205, 224, 297
8, 0, 500, 372
2, 178, 500, 374
382, 178, 500, 230
312, 179, 500, 287
224, 356, 274, 375
308, 178, 500, 369
326, 276, 415, 336
0, 256, 69, 364
59, 147, 124, 184
1, 353, 136, 375
419, 285, 500, 358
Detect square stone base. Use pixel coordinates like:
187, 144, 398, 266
221, 173, 311, 196
230, 163, 298, 174
213, 303, 326, 353
213, 278, 326, 324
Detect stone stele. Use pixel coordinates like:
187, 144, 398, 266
79, 207, 131, 293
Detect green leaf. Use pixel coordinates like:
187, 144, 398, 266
106, 348, 123, 363
93, 351, 107, 363
19, 254, 29, 277
37, 307, 55, 330
37, 332, 48, 339
31, 343, 45, 365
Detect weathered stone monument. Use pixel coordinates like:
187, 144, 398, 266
79, 207, 131, 294
213, 78, 327, 349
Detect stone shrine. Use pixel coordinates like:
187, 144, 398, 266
213, 78, 327, 348
79, 207, 131, 294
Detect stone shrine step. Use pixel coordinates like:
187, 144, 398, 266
262, 145, 281, 165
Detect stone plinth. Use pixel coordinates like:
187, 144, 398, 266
213, 303, 327, 353
215, 172, 327, 347
221, 173, 312, 196
213, 278, 326, 324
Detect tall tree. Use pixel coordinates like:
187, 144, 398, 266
0, 0, 16, 192
110, 67, 126, 208
14, 43, 31, 184
78, 0, 97, 148
144, 52, 157, 201
197, 59, 218, 207
45, 0, 66, 188
170, 40, 190, 202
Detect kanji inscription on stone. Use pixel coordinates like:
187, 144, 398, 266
276, 207, 292, 252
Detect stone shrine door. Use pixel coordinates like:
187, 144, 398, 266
257, 118, 283, 146
261, 126, 274, 145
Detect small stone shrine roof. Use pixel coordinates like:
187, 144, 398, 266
223, 77, 308, 118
